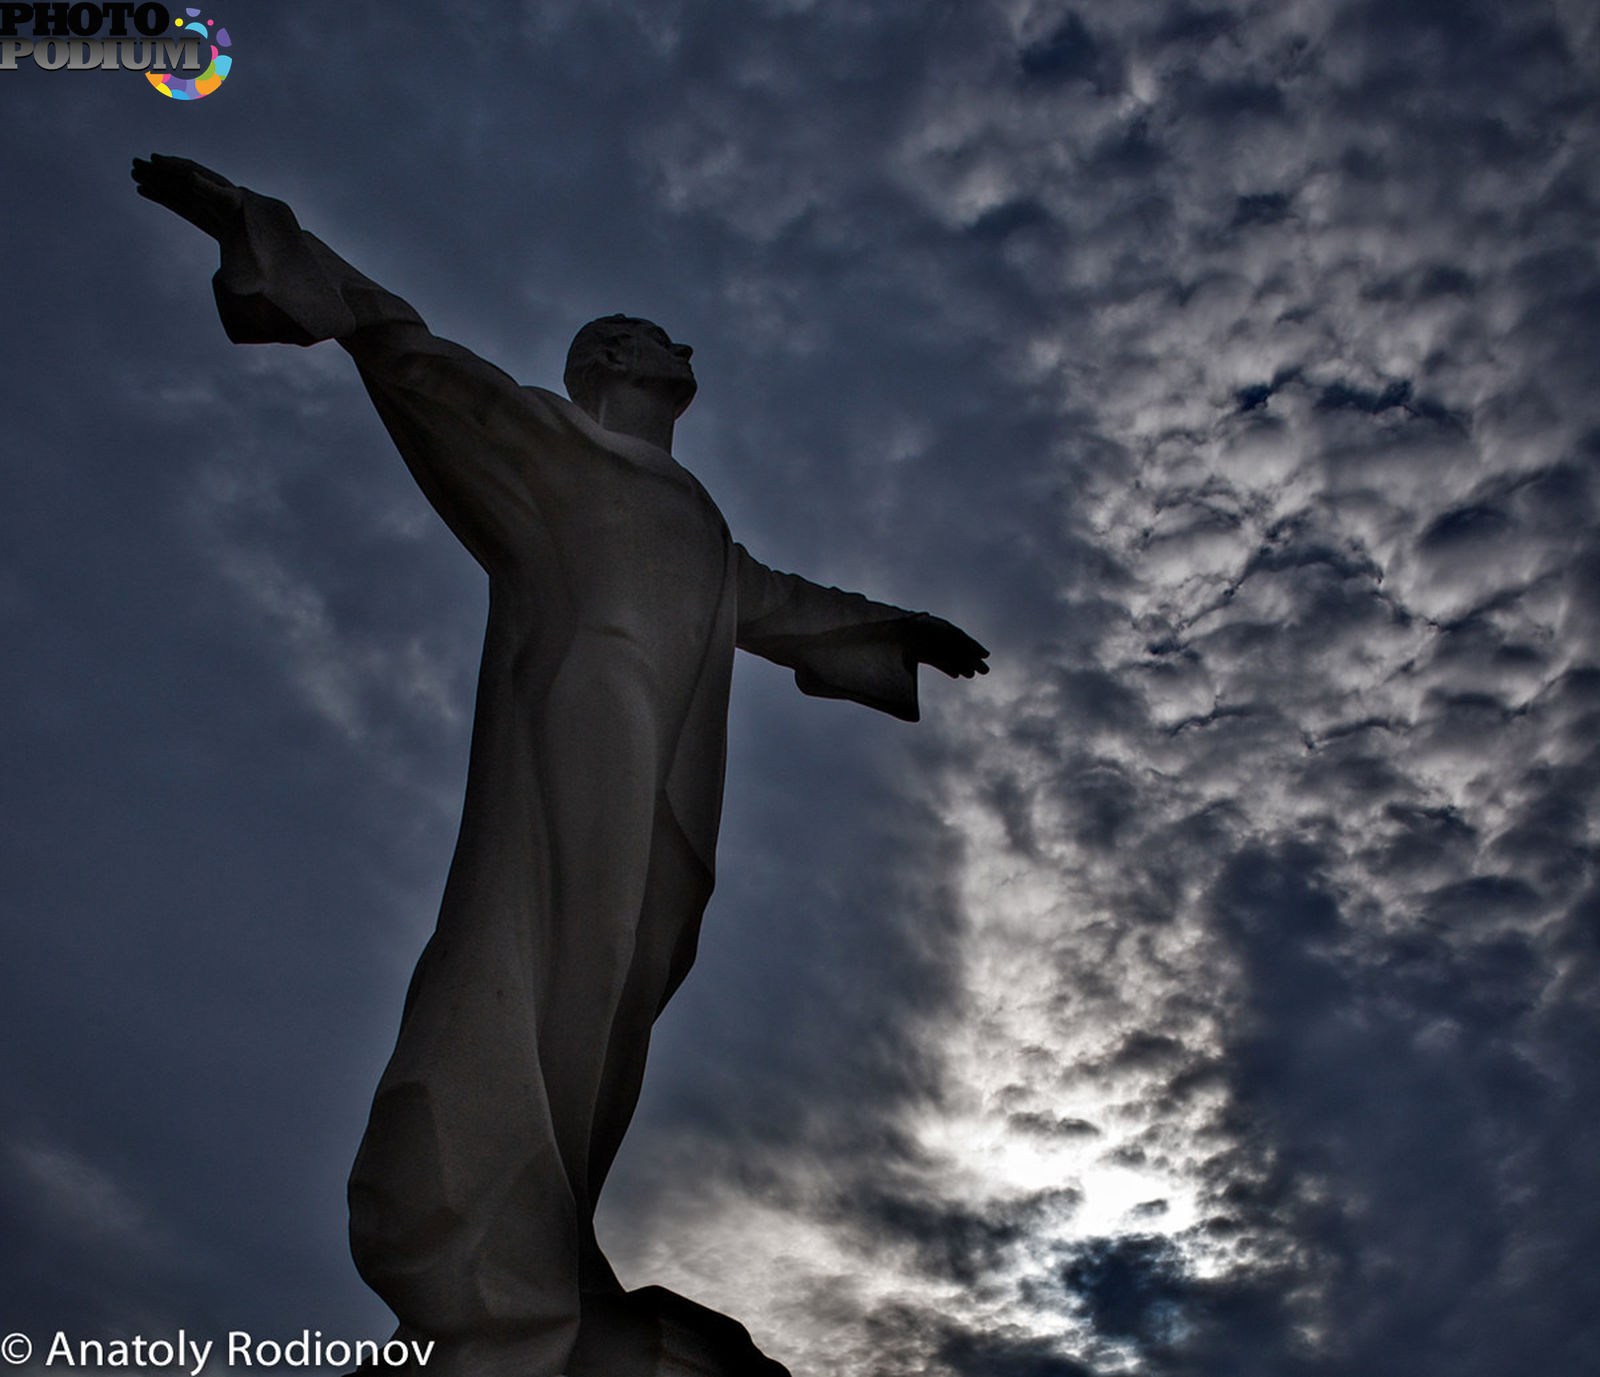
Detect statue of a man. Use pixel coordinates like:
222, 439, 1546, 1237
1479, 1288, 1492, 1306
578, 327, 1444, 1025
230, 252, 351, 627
133, 154, 988, 1377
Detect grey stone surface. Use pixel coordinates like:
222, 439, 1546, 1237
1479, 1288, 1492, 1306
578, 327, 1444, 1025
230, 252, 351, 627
133, 154, 986, 1377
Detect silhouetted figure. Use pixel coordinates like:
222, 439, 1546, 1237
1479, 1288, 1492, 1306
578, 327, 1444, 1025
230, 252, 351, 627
134, 154, 988, 1377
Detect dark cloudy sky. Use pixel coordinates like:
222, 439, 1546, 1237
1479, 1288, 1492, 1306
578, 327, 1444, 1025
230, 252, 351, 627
4, 2, 1599, 1374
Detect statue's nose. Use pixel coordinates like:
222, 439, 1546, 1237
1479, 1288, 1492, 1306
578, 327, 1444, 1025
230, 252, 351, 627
674, 342, 693, 361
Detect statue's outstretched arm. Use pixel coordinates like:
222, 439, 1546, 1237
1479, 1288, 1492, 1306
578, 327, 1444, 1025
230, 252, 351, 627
134, 153, 434, 347
133, 155, 551, 570
734, 544, 988, 722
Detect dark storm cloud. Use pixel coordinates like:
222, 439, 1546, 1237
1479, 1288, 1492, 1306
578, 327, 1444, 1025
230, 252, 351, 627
936, 1328, 1097, 1377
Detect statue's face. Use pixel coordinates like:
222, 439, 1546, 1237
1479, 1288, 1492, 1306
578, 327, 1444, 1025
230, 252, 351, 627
619, 320, 697, 415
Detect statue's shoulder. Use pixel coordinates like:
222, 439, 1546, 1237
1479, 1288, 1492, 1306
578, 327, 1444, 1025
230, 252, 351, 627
511, 384, 613, 446
518, 384, 584, 420
516, 384, 638, 450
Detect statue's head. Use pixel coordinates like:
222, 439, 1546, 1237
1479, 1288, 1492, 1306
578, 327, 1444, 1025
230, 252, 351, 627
564, 314, 697, 422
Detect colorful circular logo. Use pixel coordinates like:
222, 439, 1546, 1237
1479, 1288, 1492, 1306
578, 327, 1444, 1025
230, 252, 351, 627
147, 9, 230, 99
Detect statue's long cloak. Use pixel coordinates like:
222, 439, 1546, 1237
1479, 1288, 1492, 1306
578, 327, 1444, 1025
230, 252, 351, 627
210, 194, 924, 1375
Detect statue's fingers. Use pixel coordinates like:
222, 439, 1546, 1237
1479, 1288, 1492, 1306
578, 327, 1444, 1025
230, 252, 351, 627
952, 643, 989, 676
133, 158, 180, 189
148, 154, 203, 185
149, 152, 230, 189
133, 175, 185, 207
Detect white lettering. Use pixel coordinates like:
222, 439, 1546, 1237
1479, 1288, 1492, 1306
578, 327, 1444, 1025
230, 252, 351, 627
34, 1332, 424, 1372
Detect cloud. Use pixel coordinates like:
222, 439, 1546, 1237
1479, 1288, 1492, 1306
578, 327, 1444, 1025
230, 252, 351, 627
578, 1, 1600, 1372
6, 0, 1600, 1372
0, 1135, 201, 1337
6, 1139, 168, 1256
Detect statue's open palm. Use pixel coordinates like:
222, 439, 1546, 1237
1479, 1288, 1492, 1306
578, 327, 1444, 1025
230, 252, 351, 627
905, 614, 990, 679
132, 154, 243, 240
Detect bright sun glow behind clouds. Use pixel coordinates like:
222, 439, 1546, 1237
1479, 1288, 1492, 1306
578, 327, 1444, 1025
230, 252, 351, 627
908, 774, 1228, 1253
617, 736, 1242, 1373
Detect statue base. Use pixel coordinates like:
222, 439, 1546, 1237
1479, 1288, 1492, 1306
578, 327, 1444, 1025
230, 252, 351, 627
351, 1288, 790, 1377
568, 1287, 791, 1376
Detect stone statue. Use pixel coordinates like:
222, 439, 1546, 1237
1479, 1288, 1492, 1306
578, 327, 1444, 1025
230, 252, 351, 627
133, 154, 989, 1377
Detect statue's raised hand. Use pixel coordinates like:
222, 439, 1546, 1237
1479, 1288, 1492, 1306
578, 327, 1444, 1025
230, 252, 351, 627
903, 614, 990, 679
132, 154, 244, 240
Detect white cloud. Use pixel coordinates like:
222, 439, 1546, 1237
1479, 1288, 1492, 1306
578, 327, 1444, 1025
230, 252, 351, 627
7, 1138, 169, 1257
590, 3, 1600, 1370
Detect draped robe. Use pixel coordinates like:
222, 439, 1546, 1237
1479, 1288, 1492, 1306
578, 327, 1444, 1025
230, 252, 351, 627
209, 193, 928, 1377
